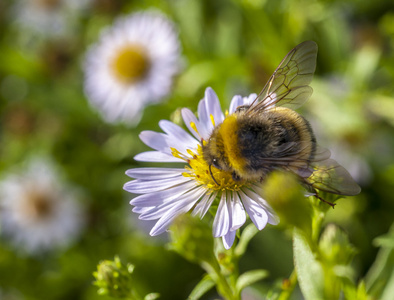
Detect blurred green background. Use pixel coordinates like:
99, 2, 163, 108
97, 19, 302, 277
0, 0, 393, 299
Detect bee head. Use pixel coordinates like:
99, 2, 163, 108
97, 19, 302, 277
202, 144, 222, 185
202, 135, 231, 186
202, 136, 225, 169
202, 135, 222, 185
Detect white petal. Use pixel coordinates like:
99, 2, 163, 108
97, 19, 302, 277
181, 108, 203, 140
222, 230, 236, 250
197, 98, 214, 138
231, 192, 246, 231
243, 187, 273, 211
244, 93, 258, 105
124, 176, 190, 194
226, 191, 233, 230
191, 192, 216, 218
198, 98, 211, 127
141, 121, 199, 156
229, 95, 243, 114
159, 120, 198, 148
125, 168, 185, 179
129, 181, 196, 206
246, 186, 279, 225
163, 134, 197, 157
133, 206, 153, 214
181, 108, 211, 140
149, 193, 200, 236
239, 191, 268, 230
268, 214, 280, 225
212, 193, 230, 237
131, 194, 169, 207
139, 131, 171, 153
204, 87, 224, 124
139, 186, 205, 220
134, 151, 183, 162
246, 189, 277, 219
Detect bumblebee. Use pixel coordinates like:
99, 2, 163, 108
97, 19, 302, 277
202, 41, 361, 203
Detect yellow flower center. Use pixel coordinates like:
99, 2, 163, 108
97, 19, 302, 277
172, 145, 247, 192
22, 190, 54, 220
111, 45, 150, 84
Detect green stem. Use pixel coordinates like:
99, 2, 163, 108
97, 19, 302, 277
211, 261, 239, 300
277, 270, 298, 300
277, 198, 328, 300
312, 210, 324, 243
205, 242, 240, 300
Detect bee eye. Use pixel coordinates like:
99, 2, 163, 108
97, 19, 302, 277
212, 158, 220, 169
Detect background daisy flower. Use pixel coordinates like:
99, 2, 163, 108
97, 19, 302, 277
11, 0, 92, 37
0, 158, 85, 254
84, 11, 182, 125
124, 88, 278, 249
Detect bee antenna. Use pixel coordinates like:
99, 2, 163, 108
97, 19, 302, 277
209, 164, 219, 186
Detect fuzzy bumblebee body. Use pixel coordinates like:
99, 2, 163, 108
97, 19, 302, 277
202, 41, 361, 198
203, 107, 316, 181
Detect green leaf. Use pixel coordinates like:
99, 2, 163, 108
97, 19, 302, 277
236, 269, 269, 293
343, 280, 369, 300
381, 270, 394, 300
293, 229, 325, 300
234, 223, 259, 257
374, 235, 394, 249
365, 223, 394, 298
188, 275, 215, 300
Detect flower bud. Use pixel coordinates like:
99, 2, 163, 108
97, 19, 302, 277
93, 256, 134, 298
168, 214, 216, 266
260, 171, 313, 236
319, 224, 357, 266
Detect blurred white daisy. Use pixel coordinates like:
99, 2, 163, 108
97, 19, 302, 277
0, 158, 85, 254
11, 0, 92, 37
124, 88, 278, 249
84, 11, 181, 125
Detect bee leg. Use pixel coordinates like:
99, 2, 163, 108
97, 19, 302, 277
235, 105, 250, 113
314, 190, 336, 208
232, 172, 241, 181
301, 180, 336, 208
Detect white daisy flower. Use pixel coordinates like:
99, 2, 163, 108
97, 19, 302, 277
0, 158, 85, 254
11, 0, 91, 37
124, 88, 278, 249
84, 11, 181, 125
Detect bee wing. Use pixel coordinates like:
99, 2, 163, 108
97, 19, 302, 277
254, 144, 360, 196
247, 41, 318, 114
285, 145, 332, 178
306, 158, 361, 196
268, 143, 329, 161
254, 143, 330, 177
